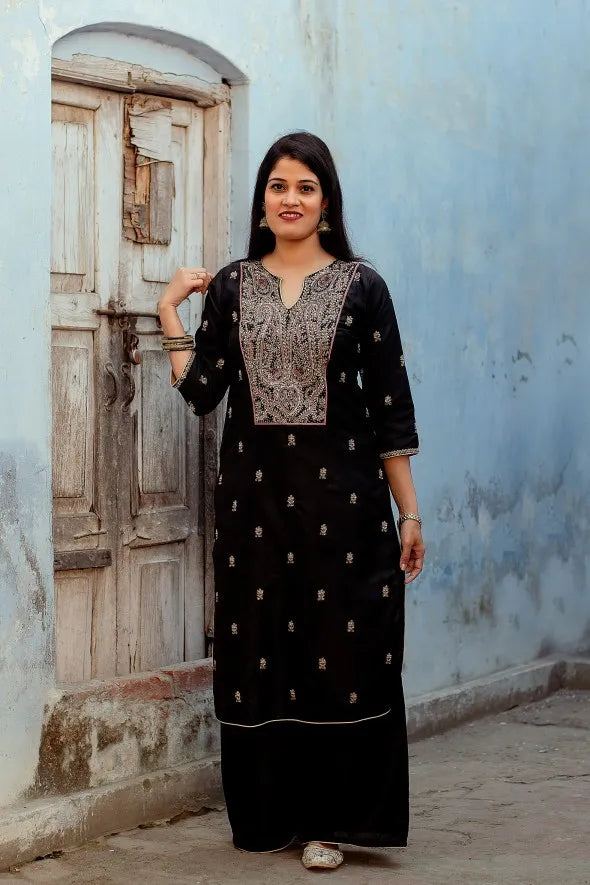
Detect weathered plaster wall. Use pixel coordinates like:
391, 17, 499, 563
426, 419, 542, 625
0, 0, 588, 806
31, 664, 217, 799
0, 0, 54, 808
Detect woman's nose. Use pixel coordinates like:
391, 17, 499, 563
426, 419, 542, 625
282, 190, 300, 206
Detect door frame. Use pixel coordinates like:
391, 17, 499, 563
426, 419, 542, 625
51, 51, 231, 663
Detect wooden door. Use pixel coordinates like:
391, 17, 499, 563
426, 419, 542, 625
51, 81, 210, 682
116, 96, 206, 672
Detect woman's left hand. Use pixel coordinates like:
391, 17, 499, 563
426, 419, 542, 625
399, 521, 425, 585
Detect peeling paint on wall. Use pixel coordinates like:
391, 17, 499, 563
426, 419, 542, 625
0, 444, 54, 808
10, 30, 41, 85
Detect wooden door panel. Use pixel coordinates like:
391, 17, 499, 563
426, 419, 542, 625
54, 571, 94, 683
51, 330, 96, 516
118, 95, 206, 670
121, 544, 185, 672
138, 346, 183, 499
53, 514, 101, 552
54, 566, 116, 682
141, 125, 187, 283
141, 104, 203, 284
51, 104, 95, 293
51, 83, 121, 684
51, 294, 101, 330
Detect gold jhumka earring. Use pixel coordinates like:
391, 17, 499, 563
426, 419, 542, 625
317, 208, 331, 234
259, 203, 269, 228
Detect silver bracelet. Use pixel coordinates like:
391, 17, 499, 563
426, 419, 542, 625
397, 512, 422, 531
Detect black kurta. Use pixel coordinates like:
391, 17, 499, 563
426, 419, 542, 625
172, 259, 419, 729
173, 258, 418, 849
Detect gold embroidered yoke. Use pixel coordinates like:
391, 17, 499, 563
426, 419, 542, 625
172, 259, 419, 726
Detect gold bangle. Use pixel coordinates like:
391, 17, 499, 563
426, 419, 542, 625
162, 336, 195, 351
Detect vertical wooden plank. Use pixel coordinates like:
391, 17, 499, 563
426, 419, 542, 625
51, 340, 89, 499
91, 87, 122, 681
138, 557, 183, 670
55, 572, 93, 683
94, 88, 123, 307
51, 120, 67, 275
203, 99, 230, 434
90, 564, 116, 679
124, 546, 184, 672
202, 101, 231, 641
65, 123, 89, 278
51, 329, 95, 516
203, 101, 230, 273
185, 106, 205, 329
50, 105, 94, 290
180, 104, 207, 660
149, 161, 174, 244
139, 348, 181, 495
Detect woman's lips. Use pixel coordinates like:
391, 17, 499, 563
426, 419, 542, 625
278, 212, 303, 221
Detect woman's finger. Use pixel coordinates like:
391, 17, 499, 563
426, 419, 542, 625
186, 268, 209, 286
400, 541, 413, 571
404, 550, 423, 584
189, 273, 213, 293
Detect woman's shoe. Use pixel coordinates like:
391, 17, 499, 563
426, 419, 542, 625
301, 842, 344, 870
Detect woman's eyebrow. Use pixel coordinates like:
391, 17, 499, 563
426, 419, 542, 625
268, 176, 319, 184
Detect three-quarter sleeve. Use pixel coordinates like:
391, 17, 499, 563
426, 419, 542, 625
360, 270, 419, 459
170, 269, 231, 415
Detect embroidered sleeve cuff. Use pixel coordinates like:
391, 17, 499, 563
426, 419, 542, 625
379, 447, 419, 459
170, 351, 196, 388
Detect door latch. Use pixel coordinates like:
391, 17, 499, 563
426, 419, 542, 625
95, 303, 162, 365
124, 329, 141, 365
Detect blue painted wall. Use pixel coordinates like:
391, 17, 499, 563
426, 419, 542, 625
0, 0, 588, 804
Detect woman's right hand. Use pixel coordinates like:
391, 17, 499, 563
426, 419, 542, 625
158, 267, 213, 311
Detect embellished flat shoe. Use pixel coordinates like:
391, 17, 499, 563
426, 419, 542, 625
301, 842, 344, 870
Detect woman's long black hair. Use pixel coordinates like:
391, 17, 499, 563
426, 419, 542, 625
247, 132, 359, 261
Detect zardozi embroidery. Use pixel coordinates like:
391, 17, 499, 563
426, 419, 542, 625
239, 260, 358, 424
380, 447, 420, 459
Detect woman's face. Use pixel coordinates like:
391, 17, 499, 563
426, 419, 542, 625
264, 156, 327, 242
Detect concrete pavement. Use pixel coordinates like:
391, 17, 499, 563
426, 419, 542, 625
1, 689, 588, 885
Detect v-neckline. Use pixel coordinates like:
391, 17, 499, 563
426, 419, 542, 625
258, 260, 338, 311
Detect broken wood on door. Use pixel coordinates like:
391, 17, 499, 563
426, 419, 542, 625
123, 95, 175, 245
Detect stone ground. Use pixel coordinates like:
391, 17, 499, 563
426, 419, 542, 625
1, 690, 588, 885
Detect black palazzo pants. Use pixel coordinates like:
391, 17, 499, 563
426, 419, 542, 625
220, 678, 409, 852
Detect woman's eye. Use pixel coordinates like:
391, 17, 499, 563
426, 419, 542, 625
269, 183, 284, 191
301, 185, 314, 193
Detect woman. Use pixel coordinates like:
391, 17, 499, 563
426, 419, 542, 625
158, 132, 424, 871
